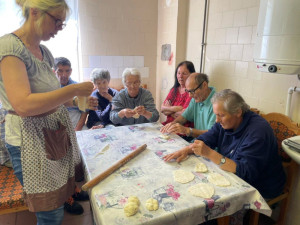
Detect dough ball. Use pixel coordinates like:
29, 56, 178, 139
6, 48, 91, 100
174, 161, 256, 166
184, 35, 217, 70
194, 162, 208, 173
145, 198, 159, 211
207, 173, 231, 187
173, 170, 195, 183
132, 113, 140, 119
128, 196, 140, 206
160, 134, 170, 140
188, 183, 214, 198
124, 202, 139, 217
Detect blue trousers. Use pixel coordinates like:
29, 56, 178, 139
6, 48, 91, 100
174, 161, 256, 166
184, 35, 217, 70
6, 143, 64, 225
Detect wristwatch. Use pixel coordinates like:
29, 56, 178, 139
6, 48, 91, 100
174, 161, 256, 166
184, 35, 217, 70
219, 156, 226, 165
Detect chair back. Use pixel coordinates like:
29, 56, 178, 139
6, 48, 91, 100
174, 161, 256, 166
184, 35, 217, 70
261, 112, 300, 162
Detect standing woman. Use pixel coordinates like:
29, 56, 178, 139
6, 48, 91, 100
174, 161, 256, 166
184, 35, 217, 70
161, 61, 195, 126
0, 1, 94, 224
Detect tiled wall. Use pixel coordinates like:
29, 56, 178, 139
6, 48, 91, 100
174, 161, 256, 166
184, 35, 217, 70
78, 0, 157, 99
82, 55, 149, 81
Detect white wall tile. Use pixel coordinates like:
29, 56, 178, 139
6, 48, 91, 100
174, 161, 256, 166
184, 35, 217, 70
218, 45, 231, 60
112, 56, 124, 67
221, 11, 234, 28
226, 27, 239, 44
123, 56, 135, 67
139, 67, 150, 78
133, 56, 144, 67
251, 26, 257, 44
107, 67, 119, 79
238, 26, 253, 44
233, 9, 247, 27
89, 56, 101, 68
242, 44, 254, 61
230, 45, 244, 60
82, 68, 94, 81
214, 28, 227, 44
100, 56, 113, 68
247, 7, 259, 26
235, 61, 249, 77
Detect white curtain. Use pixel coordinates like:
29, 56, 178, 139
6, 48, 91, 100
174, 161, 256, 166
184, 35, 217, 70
0, 0, 81, 82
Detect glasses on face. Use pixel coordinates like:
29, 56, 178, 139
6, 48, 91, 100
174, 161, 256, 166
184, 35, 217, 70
125, 81, 141, 87
44, 11, 66, 29
185, 80, 205, 94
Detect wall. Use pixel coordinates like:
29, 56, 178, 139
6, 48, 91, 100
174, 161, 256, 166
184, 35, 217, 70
185, 0, 300, 223
78, 0, 158, 99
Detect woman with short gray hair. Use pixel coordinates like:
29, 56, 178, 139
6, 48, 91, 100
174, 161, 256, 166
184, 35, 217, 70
110, 68, 159, 125
87, 68, 118, 129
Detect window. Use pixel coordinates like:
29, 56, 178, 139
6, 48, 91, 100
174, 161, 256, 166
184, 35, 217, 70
0, 0, 81, 82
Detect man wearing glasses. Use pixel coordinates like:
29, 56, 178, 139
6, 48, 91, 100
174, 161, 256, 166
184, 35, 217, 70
160, 73, 216, 141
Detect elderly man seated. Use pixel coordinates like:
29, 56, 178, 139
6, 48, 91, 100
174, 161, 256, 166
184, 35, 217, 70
164, 89, 286, 224
110, 68, 159, 125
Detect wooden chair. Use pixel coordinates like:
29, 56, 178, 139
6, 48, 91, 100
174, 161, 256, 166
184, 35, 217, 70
249, 112, 300, 225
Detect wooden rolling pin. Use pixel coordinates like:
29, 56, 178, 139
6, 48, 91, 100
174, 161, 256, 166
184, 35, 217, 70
81, 144, 147, 191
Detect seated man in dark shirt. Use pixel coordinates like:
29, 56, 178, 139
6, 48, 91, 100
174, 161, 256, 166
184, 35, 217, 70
87, 68, 118, 129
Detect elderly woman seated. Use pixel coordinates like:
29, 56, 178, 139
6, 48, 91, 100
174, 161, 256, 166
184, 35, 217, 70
164, 89, 286, 201
87, 68, 118, 129
110, 68, 159, 125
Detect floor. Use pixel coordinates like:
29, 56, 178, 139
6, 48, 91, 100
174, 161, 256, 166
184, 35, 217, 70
0, 200, 94, 225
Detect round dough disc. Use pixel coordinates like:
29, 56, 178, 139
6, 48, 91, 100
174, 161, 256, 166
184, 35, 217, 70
173, 170, 195, 183
194, 162, 208, 172
207, 173, 231, 187
188, 183, 214, 198
145, 198, 159, 211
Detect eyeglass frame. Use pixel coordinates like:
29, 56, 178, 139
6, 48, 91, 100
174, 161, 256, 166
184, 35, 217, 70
185, 80, 205, 94
44, 11, 66, 29
125, 80, 141, 87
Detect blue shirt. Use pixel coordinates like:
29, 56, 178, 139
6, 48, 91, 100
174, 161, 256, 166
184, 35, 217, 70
197, 111, 286, 198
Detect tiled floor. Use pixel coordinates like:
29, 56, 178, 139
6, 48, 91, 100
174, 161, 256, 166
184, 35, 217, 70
0, 200, 94, 225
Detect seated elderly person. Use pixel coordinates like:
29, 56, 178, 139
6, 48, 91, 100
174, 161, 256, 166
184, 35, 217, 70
164, 89, 286, 200
110, 68, 159, 125
87, 68, 118, 129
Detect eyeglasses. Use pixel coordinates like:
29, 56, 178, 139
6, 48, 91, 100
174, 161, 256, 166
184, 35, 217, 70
44, 11, 66, 29
185, 80, 205, 94
125, 81, 141, 87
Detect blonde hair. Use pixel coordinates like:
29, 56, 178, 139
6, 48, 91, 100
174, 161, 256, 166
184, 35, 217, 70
15, 0, 69, 30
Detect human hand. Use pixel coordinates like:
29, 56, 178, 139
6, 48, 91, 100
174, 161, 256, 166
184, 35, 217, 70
163, 146, 191, 162
87, 96, 98, 110
90, 124, 104, 130
160, 122, 174, 134
134, 105, 146, 116
120, 108, 136, 118
163, 100, 172, 106
100, 91, 113, 102
163, 123, 188, 135
76, 81, 94, 96
191, 140, 211, 157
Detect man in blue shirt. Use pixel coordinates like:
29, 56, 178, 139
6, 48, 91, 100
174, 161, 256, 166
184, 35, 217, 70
54, 57, 88, 131
161, 73, 216, 141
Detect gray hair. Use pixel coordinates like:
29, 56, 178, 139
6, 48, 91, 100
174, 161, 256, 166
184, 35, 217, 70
122, 68, 141, 86
211, 89, 250, 115
90, 68, 111, 83
194, 73, 209, 86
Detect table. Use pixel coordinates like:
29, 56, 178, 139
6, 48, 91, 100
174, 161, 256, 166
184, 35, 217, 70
282, 136, 300, 165
76, 122, 271, 225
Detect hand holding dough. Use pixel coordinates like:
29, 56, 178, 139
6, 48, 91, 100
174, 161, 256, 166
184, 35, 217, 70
145, 198, 159, 211
132, 107, 140, 119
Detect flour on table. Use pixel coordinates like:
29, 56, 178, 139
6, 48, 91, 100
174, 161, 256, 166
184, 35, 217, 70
207, 173, 231, 187
188, 183, 214, 198
194, 162, 208, 172
173, 170, 195, 183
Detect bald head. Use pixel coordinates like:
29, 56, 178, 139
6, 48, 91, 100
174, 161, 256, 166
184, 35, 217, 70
186, 73, 208, 87
185, 73, 210, 103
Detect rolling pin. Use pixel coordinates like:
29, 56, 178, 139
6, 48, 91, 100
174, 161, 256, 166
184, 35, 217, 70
81, 144, 147, 191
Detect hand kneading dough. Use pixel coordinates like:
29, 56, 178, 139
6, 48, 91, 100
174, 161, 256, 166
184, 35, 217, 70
124, 202, 139, 217
194, 162, 208, 173
207, 173, 231, 187
188, 183, 214, 198
132, 107, 140, 119
128, 196, 140, 206
173, 170, 195, 183
145, 198, 159, 211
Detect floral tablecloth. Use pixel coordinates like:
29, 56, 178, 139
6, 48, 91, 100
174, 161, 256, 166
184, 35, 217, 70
76, 122, 271, 225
